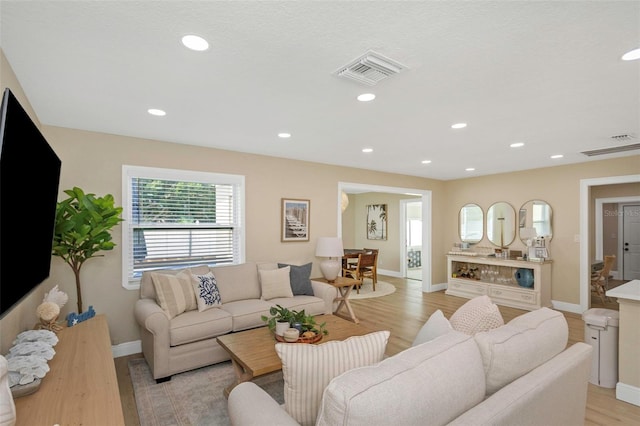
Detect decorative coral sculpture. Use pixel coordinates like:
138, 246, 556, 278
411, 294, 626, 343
35, 285, 68, 333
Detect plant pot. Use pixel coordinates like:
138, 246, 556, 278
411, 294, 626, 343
275, 321, 290, 336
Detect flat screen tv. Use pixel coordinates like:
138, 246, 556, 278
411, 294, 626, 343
0, 88, 62, 319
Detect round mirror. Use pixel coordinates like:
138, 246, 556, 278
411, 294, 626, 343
486, 202, 516, 247
518, 200, 553, 243
459, 203, 483, 244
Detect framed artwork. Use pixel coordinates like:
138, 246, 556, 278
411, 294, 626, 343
366, 204, 387, 240
281, 198, 310, 242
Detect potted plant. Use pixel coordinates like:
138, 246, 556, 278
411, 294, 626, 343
290, 309, 328, 338
52, 187, 124, 313
261, 304, 294, 336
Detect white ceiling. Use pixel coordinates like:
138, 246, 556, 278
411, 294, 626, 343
1, 1, 638, 180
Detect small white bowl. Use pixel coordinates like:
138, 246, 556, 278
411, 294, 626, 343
283, 328, 300, 342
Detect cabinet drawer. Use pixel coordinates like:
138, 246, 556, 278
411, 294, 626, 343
489, 286, 538, 306
447, 279, 487, 297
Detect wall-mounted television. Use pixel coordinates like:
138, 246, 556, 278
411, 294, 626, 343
0, 88, 62, 319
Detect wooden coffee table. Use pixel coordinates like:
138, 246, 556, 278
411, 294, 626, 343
217, 314, 375, 397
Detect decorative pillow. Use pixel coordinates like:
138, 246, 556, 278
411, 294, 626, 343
449, 295, 504, 335
412, 309, 453, 346
150, 270, 197, 319
191, 271, 222, 312
278, 262, 313, 296
259, 266, 294, 300
275, 330, 390, 426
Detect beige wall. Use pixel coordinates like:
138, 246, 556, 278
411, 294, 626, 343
2, 48, 640, 356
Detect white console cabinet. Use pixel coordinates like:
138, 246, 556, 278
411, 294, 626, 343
446, 254, 552, 311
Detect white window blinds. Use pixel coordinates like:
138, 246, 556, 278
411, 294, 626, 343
122, 166, 244, 289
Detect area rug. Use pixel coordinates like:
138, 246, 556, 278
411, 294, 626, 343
349, 280, 396, 300
129, 358, 284, 426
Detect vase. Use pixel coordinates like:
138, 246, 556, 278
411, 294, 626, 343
514, 268, 534, 288
275, 321, 290, 336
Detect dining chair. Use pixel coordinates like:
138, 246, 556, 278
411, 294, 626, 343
591, 254, 615, 303
362, 248, 379, 284
343, 252, 377, 293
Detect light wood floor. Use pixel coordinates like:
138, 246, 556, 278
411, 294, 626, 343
114, 275, 640, 426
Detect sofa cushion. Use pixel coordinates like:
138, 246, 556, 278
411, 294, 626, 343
474, 307, 568, 395
278, 262, 314, 296
269, 296, 326, 317
316, 331, 486, 426
450, 295, 504, 335
169, 308, 232, 346
190, 271, 222, 312
276, 330, 390, 426
150, 270, 197, 319
412, 309, 453, 346
221, 299, 274, 331
259, 266, 294, 300
211, 262, 261, 303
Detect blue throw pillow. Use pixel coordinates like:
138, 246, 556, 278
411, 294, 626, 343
278, 263, 314, 296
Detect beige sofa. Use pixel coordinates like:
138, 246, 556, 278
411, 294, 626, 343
134, 261, 337, 381
228, 307, 593, 426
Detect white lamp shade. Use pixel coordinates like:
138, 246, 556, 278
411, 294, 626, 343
315, 237, 344, 258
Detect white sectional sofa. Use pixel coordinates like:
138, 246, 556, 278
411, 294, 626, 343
228, 307, 593, 426
134, 261, 337, 381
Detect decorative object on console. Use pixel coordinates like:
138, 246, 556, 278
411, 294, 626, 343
315, 237, 344, 282
514, 268, 535, 288
35, 285, 68, 333
52, 187, 124, 313
281, 198, 310, 242
66, 305, 96, 327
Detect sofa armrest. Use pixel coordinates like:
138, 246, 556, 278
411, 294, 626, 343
228, 382, 299, 426
311, 280, 339, 315
134, 298, 171, 379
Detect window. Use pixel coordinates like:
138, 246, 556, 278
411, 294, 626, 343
122, 165, 245, 289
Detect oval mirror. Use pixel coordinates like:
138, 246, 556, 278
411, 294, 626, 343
486, 202, 516, 247
459, 203, 483, 244
518, 200, 553, 243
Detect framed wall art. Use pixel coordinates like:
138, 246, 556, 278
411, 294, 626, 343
281, 198, 310, 242
366, 204, 387, 240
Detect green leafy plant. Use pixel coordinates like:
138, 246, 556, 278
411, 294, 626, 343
261, 305, 328, 336
291, 309, 328, 336
261, 304, 294, 332
52, 187, 124, 313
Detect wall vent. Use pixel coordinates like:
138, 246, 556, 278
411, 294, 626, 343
333, 50, 407, 86
581, 143, 640, 157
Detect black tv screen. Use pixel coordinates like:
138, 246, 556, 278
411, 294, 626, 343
0, 88, 62, 318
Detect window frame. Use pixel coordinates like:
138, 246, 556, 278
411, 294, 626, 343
121, 165, 245, 290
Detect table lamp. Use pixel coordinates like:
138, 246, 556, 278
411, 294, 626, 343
316, 237, 344, 282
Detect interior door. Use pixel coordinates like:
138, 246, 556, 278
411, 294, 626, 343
623, 204, 640, 280
404, 200, 422, 280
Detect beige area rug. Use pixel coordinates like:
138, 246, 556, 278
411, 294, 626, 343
129, 358, 284, 426
349, 280, 396, 300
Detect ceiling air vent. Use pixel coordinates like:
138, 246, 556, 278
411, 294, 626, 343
333, 50, 407, 86
581, 143, 640, 157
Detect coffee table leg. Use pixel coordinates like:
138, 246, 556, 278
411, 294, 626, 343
223, 357, 253, 398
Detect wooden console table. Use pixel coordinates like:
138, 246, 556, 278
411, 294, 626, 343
14, 314, 125, 425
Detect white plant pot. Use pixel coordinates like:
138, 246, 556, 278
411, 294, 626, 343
275, 321, 290, 336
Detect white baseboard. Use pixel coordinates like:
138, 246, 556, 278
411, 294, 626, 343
551, 300, 583, 314
616, 382, 640, 407
112, 340, 141, 358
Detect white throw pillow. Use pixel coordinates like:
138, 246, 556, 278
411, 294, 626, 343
190, 271, 222, 312
275, 330, 390, 426
150, 270, 197, 319
259, 266, 294, 300
412, 309, 453, 346
449, 295, 504, 335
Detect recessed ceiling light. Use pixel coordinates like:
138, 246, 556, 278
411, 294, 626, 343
357, 93, 376, 102
278, 133, 291, 138
362, 148, 373, 153
621, 48, 640, 61
510, 142, 525, 148
148, 108, 166, 116
421, 160, 432, 164
550, 154, 564, 159
181, 34, 209, 51
465, 167, 475, 171
451, 123, 467, 129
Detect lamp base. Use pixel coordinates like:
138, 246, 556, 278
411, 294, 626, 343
320, 259, 340, 282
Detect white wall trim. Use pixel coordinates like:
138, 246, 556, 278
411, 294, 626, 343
551, 300, 582, 315
616, 382, 640, 407
112, 339, 141, 358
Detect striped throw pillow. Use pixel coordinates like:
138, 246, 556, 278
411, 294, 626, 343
151, 271, 197, 319
275, 330, 390, 426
